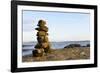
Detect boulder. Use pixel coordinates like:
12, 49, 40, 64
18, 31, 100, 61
64, 44, 81, 48
32, 49, 44, 57
36, 31, 48, 36
87, 44, 90, 47
35, 26, 48, 32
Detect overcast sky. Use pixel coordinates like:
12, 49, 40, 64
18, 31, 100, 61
22, 10, 90, 42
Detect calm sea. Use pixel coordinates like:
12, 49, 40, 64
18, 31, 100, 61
22, 41, 90, 56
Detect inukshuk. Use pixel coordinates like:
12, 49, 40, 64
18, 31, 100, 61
32, 20, 51, 57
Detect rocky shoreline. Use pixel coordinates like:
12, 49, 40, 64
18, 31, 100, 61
22, 47, 90, 62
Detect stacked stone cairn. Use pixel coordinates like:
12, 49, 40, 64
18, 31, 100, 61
32, 20, 51, 57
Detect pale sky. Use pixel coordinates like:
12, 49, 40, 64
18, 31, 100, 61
22, 10, 90, 42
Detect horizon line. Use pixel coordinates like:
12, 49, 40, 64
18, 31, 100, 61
23, 40, 90, 43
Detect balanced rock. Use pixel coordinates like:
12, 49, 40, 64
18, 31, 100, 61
37, 20, 46, 27
33, 20, 51, 57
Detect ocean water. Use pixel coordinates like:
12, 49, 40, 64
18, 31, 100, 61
22, 41, 90, 56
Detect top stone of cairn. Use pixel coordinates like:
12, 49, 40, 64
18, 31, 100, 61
37, 20, 46, 27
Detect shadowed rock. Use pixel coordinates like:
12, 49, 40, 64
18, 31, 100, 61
32, 49, 44, 57
64, 44, 81, 48
87, 44, 90, 47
